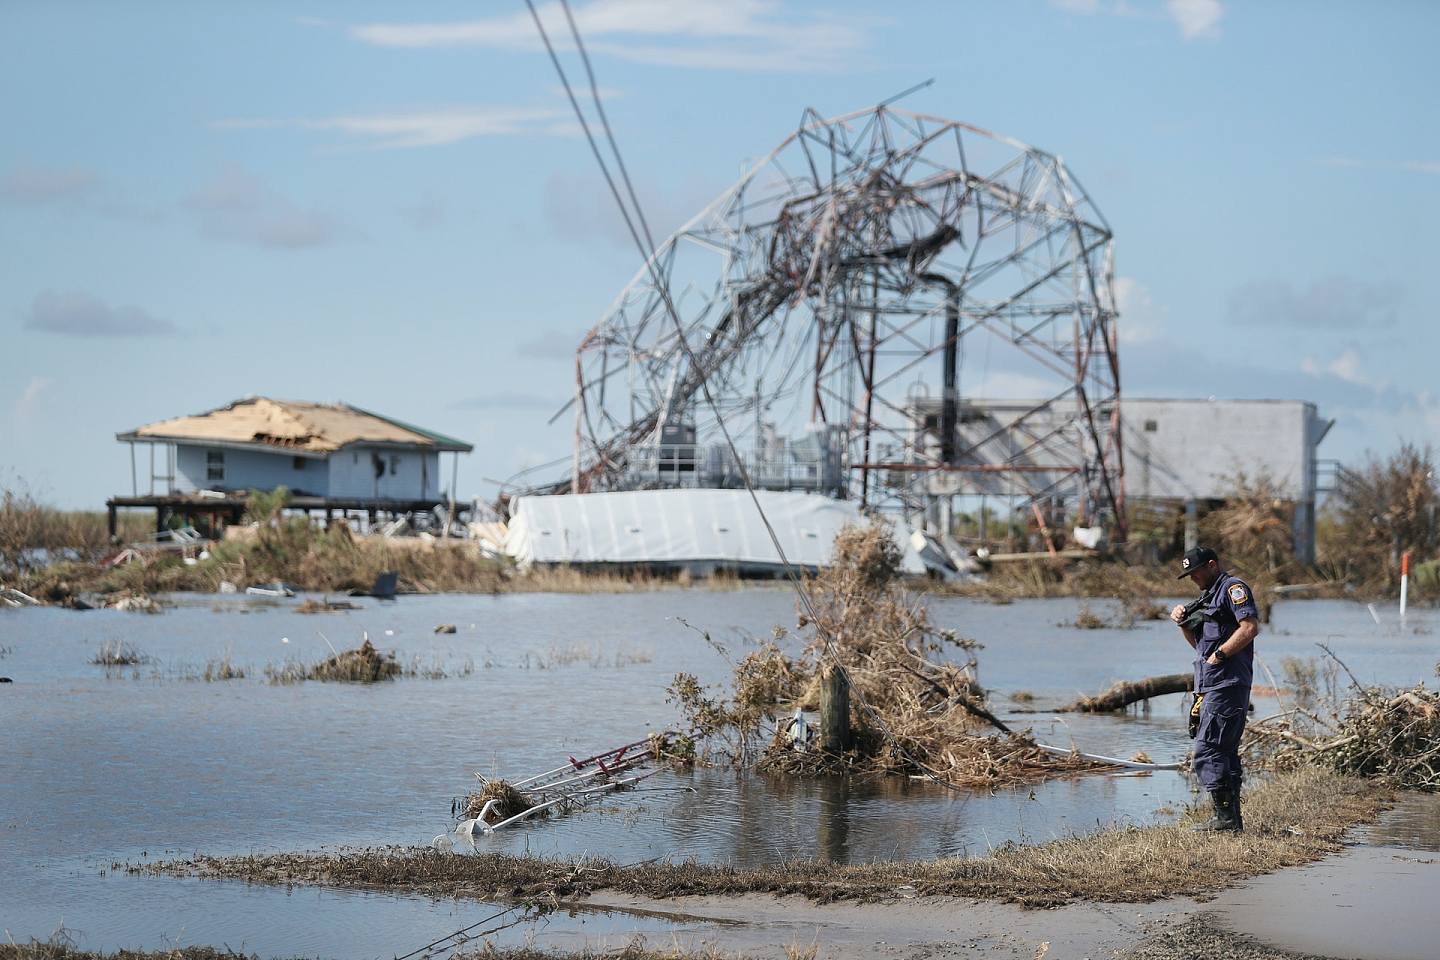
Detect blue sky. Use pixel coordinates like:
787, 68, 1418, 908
3, 0, 1437, 508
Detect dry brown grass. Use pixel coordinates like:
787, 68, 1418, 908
145, 766, 1386, 908
0, 483, 148, 580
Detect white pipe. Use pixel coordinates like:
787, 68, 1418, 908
1036, 743, 1184, 771
480, 770, 657, 833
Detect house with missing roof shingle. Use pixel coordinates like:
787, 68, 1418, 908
108, 397, 473, 536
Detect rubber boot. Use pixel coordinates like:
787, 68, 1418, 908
1192, 787, 1241, 832
1230, 777, 1244, 832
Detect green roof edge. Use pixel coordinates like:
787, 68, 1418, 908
344, 404, 473, 453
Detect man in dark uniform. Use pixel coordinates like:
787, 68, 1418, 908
1170, 546, 1260, 832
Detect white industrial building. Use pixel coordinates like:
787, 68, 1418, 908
931, 397, 1331, 560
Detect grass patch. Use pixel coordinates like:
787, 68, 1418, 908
91, 640, 150, 666
201, 654, 246, 681
142, 766, 1387, 908
523, 641, 654, 670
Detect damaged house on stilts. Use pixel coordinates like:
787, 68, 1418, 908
108, 397, 473, 538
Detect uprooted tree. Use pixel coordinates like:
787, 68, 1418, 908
667, 524, 1094, 786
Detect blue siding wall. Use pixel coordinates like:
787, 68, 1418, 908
327, 447, 439, 499
175, 444, 330, 496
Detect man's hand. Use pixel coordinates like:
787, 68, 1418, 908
1205, 652, 1222, 665
1170, 603, 1188, 624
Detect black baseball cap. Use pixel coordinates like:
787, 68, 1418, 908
1176, 546, 1218, 579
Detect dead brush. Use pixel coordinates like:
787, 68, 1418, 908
1247, 649, 1440, 790
669, 523, 1092, 786
462, 779, 541, 824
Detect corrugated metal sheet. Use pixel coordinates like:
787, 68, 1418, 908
505, 489, 924, 573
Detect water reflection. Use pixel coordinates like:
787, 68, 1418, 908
1367, 792, 1440, 850
2, 591, 1435, 949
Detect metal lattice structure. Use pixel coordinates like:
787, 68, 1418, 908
555, 104, 1126, 537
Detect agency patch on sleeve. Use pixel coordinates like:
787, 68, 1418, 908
1228, 583, 1250, 605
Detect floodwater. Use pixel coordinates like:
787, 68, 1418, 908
1, 591, 1435, 956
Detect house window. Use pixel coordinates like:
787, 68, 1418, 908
389, 455, 400, 476
1144, 419, 1158, 432
206, 449, 225, 483
293, 456, 306, 470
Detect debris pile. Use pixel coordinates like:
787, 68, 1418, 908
310, 639, 400, 682
266, 638, 401, 683
1247, 651, 1440, 790
668, 524, 1096, 786
455, 737, 670, 835
106, 591, 162, 614
463, 779, 538, 824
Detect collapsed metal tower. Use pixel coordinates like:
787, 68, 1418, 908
558, 104, 1126, 538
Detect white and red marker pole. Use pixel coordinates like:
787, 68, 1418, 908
1399, 551, 1410, 621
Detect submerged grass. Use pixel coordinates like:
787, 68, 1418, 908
90, 640, 149, 666
143, 766, 1386, 908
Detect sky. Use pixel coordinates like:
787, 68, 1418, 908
3, 0, 1437, 508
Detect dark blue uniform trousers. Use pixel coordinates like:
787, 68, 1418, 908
1193, 685, 1249, 792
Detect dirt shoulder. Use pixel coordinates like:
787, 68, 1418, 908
142, 767, 1386, 909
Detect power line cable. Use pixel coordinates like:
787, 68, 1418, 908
530, 0, 976, 791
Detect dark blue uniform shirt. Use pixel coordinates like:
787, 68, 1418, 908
1193, 571, 1259, 693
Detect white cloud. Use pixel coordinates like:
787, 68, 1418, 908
1301, 347, 1379, 390
1166, 0, 1223, 40
1049, 0, 1222, 41
349, 0, 870, 73
183, 168, 347, 248
13, 376, 52, 421
216, 105, 573, 150
1113, 276, 1166, 344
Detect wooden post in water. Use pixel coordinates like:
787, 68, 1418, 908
819, 663, 850, 753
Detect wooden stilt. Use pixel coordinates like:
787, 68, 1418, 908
819, 664, 851, 753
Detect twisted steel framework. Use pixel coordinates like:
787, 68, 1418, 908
556, 104, 1126, 537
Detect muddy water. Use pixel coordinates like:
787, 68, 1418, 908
0, 591, 1434, 955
